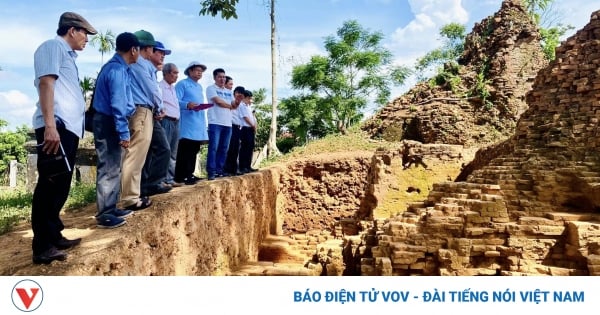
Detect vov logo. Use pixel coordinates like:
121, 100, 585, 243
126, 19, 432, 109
11, 279, 44, 312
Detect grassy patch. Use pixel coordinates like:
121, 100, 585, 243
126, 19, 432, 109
374, 161, 463, 219
266, 126, 396, 165
64, 183, 97, 212
0, 189, 32, 235
0, 183, 96, 235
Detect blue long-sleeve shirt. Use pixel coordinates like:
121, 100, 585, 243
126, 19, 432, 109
129, 55, 162, 111
175, 77, 208, 141
92, 53, 135, 141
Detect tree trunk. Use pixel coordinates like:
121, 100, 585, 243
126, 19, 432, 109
267, 0, 281, 158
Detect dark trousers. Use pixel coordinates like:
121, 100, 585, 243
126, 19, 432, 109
239, 126, 255, 171
31, 124, 78, 255
174, 138, 202, 182
141, 120, 171, 194
224, 124, 241, 173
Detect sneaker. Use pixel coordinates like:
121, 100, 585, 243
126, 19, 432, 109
96, 214, 126, 229
207, 174, 216, 181
110, 208, 133, 219
168, 181, 183, 187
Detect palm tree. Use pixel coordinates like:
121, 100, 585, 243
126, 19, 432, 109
90, 30, 116, 65
80, 76, 96, 106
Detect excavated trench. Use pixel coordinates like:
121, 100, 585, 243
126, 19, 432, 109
3, 143, 600, 276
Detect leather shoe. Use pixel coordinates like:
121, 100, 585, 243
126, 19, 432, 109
145, 184, 172, 196
54, 237, 82, 250
33, 247, 67, 264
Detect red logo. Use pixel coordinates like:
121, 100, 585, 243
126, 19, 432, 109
11, 279, 43, 312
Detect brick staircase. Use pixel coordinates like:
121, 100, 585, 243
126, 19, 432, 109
363, 178, 600, 275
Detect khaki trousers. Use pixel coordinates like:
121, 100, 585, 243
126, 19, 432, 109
120, 107, 153, 207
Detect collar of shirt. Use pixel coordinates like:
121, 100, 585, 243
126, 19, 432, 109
55, 36, 78, 59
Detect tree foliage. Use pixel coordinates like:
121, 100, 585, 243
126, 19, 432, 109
199, 0, 239, 20
290, 20, 410, 134
523, 0, 574, 60
80, 76, 96, 105
0, 120, 29, 175
90, 30, 116, 65
415, 22, 466, 77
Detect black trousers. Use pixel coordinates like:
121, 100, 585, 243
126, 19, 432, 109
174, 138, 202, 182
31, 125, 78, 255
239, 126, 255, 171
141, 120, 171, 193
224, 124, 241, 173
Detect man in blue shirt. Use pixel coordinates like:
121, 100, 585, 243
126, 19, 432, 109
174, 61, 209, 185
119, 30, 160, 211
31, 12, 97, 264
141, 40, 173, 196
92, 32, 140, 228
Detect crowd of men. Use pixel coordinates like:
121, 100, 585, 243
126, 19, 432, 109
30, 12, 258, 264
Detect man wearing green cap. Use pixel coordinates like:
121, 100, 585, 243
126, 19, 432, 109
119, 29, 161, 211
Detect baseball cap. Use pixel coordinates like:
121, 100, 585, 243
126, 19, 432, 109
184, 61, 207, 76
116, 32, 141, 52
134, 30, 156, 47
154, 41, 171, 55
58, 12, 97, 35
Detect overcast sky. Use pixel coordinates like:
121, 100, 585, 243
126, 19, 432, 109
0, 0, 596, 130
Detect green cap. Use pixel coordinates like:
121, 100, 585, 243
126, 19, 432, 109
134, 30, 156, 47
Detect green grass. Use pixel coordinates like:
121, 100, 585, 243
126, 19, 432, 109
0, 183, 96, 235
0, 189, 32, 235
265, 125, 396, 165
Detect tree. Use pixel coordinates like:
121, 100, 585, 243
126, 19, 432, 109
290, 20, 410, 134
523, 0, 574, 60
0, 119, 29, 176
414, 22, 466, 78
278, 94, 334, 147
199, 0, 281, 158
80, 76, 96, 105
90, 30, 116, 65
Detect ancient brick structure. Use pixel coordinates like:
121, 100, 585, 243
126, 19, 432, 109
361, 9, 600, 276
362, 0, 547, 147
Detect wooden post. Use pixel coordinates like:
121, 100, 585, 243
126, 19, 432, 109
9, 160, 17, 188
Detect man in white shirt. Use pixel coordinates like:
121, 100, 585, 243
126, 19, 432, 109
205, 68, 240, 180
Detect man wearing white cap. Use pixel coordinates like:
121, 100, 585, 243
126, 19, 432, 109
174, 61, 209, 185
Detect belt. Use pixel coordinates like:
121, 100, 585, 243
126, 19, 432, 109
232, 124, 241, 129
164, 116, 179, 122
136, 104, 153, 111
